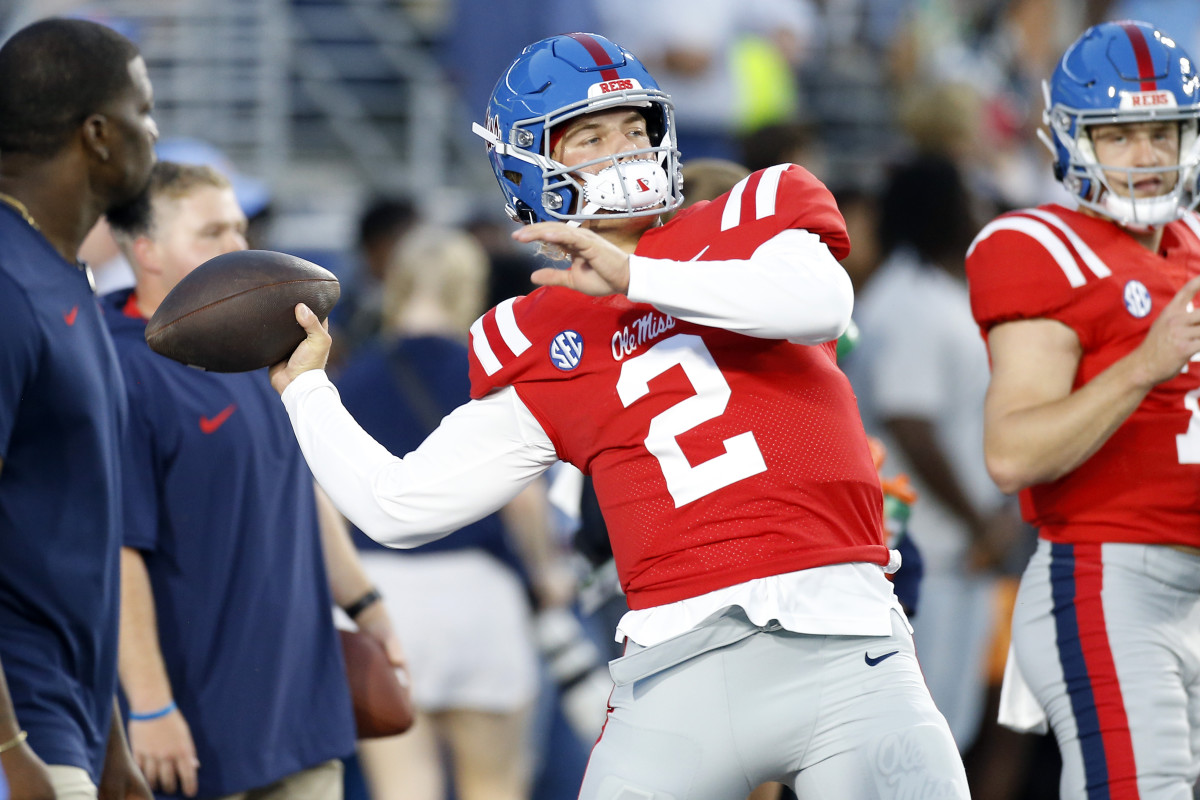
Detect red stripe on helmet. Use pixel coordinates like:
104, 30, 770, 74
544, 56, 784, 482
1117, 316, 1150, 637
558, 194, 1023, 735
1121, 23, 1158, 91
565, 32, 621, 81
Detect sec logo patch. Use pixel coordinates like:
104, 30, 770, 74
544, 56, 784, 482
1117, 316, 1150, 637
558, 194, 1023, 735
1123, 280, 1152, 319
550, 330, 583, 371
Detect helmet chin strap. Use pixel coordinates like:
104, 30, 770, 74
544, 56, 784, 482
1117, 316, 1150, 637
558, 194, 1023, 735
565, 205, 598, 228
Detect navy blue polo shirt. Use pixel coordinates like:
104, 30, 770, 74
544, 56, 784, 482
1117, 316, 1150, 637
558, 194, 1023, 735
0, 205, 126, 781
334, 336, 523, 576
102, 289, 355, 797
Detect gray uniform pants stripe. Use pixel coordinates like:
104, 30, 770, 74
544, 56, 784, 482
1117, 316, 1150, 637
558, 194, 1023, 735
1011, 540, 1200, 800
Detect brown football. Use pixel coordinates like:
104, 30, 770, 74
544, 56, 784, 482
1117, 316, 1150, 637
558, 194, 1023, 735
145, 250, 340, 372
338, 629, 415, 739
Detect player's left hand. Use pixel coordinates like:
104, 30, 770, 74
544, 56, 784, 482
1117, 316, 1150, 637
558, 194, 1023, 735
515, 222, 631, 296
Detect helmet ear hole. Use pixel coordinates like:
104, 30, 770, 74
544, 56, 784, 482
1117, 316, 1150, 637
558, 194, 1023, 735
503, 170, 523, 187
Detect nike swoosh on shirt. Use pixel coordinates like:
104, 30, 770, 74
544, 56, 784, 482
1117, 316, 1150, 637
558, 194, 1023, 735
689, 245, 710, 261
63, 305, 79, 326
864, 650, 900, 667
199, 404, 237, 434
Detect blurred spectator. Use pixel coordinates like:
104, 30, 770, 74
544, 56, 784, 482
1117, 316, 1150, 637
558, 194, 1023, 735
464, 212, 539, 309
594, 0, 818, 161
830, 185, 883, 293
330, 195, 419, 370
105, 161, 403, 800
681, 158, 751, 205
740, 121, 828, 182
154, 137, 273, 246
896, 81, 985, 165
885, 0, 1085, 211
334, 225, 579, 800
841, 154, 1022, 755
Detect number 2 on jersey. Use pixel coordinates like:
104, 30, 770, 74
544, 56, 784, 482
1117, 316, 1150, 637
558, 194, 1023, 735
616, 334, 767, 506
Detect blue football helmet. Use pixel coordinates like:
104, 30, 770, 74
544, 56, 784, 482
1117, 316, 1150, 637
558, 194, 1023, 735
472, 33, 683, 225
1042, 20, 1200, 228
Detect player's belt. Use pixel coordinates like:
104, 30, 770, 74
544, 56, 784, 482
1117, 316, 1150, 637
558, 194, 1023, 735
609, 608, 782, 686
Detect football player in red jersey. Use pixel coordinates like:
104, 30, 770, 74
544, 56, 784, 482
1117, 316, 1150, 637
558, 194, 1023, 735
966, 20, 1200, 800
272, 32, 968, 799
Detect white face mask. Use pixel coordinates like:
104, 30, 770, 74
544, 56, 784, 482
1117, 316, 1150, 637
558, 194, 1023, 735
580, 159, 672, 213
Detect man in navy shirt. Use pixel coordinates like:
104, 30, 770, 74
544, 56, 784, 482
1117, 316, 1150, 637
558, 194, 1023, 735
104, 161, 403, 800
0, 17, 157, 800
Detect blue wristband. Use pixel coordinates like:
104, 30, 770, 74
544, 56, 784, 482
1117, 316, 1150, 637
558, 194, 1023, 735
129, 700, 176, 721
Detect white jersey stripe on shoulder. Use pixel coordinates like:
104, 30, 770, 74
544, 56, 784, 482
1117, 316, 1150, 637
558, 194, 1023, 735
469, 316, 503, 376
1023, 208, 1111, 279
967, 216, 1087, 288
720, 174, 751, 231
494, 297, 531, 356
754, 164, 789, 221
1181, 210, 1200, 244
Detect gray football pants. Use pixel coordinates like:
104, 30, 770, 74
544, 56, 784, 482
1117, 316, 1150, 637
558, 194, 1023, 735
1011, 540, 1200, 800
578, 607, 969, 800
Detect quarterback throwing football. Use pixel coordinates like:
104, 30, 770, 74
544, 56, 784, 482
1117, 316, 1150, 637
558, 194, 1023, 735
273, 33, 968, 799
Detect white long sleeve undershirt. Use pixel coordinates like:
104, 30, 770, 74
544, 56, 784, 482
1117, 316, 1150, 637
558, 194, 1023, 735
282, 373, 558, 548
626, 228, 853, 343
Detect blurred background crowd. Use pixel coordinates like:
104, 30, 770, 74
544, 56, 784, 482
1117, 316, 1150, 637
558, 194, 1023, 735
3, 0, 1199, 799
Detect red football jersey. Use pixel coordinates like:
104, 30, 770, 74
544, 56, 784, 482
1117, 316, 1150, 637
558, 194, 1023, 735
469, 165, 887, 609
966, 204, 1200, 547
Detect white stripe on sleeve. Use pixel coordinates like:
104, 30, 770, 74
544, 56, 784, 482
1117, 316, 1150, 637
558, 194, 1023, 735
470, 315, 503, 376
720, 175, 750, 231
754, 163, 788, 221
967, 216, 1087, 288
1023, 209, 1111, 279
495, 297, 532, 356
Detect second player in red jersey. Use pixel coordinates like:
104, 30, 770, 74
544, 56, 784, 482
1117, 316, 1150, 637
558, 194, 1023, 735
969, 21, 1200, 800
968, 203, 1200, 547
